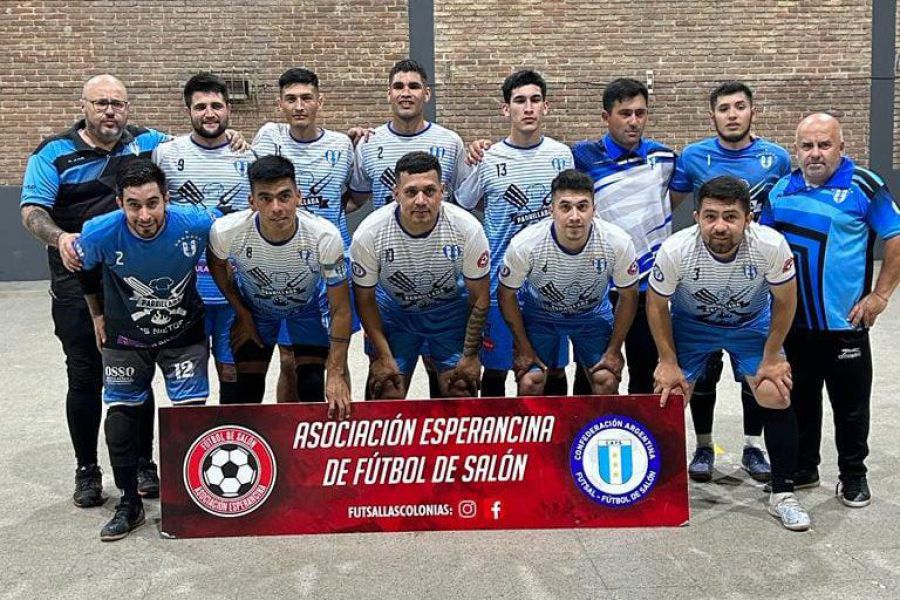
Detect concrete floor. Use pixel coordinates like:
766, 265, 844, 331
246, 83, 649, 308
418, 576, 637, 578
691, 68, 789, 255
2, 279, 900, 600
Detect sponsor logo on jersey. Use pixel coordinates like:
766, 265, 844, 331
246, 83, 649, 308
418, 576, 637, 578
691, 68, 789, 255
570, 415, 660, 507
691, 285, 754, 325
183, 425, 277, 518
124, 273, 192, 326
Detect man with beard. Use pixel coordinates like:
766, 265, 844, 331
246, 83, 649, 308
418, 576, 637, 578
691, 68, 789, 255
647, 175, 808, 531
153, 73, 255, 406
668, 81, 792, 483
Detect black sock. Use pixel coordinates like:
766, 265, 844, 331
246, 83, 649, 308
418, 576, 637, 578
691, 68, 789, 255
219, 380, 241, 405
572, 368, 591, 396
544, 370, 568, 396
481, 370, 507, 397
759, 405, 798, 494
741, 383, 764, 437
689, 388, 716, 438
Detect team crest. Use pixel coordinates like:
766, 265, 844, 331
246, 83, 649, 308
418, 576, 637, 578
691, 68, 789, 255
652, 263, 664, 282
351, 262, 367, 278
832, 189, 849, 204
178, 236, 199, 258
442, 244, 462, 260
183, 425, 277, 518
477, 250, 490, 269
594, 258, 608, 274
783, 257, 794, 273
325, 149, 342, 166
429, 146, 447, 160
551, 157, 568, 171
233, 161, 249, 177
743, 264, 758, 280
500, 265, 511, 278
570, 415, 660, 507
627, 261, 638, 276
759, 153, 775, 169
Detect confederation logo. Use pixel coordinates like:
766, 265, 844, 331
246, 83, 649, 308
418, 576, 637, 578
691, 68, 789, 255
570, 415, 660, 508
183, 425, 277, 518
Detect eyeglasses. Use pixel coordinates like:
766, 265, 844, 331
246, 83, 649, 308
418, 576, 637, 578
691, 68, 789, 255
83, 98, 129, 113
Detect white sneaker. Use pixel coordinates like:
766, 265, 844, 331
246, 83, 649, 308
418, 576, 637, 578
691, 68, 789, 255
768, 492, 811, 532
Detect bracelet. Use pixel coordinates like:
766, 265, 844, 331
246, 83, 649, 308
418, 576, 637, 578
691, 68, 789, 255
873, 291, 890, 303
329, 335, 351, 344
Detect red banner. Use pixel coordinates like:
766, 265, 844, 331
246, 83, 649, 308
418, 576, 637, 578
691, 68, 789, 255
160, 395, 688, 538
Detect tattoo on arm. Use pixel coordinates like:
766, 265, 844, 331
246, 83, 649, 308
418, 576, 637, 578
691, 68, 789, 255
22, 206, 64, 247
462, 305, 488, 357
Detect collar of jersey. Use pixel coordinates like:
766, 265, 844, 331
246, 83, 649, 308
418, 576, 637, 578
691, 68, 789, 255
189, 136, 230, 151
713, 135, 759, 155
254, 212, 299, 246
603, 134, 647, 161
394, 205, 438, 238
550, 222, 593, 255
288, 127, 325, 145
784, 156, 854, 195
387, 121, 432, 138
69, 119, 136, 154
502, 136, 544, 151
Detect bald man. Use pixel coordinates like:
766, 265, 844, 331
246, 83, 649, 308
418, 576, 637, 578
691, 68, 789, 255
21, 75, 170, 508
767, 113, 900, 508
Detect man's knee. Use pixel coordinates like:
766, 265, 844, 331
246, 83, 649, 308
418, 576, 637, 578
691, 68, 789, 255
590, 368, 619, 395
517, 370, 546, 396
753, 378, 791, 410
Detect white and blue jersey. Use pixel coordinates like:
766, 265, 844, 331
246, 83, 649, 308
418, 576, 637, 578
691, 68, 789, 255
572, 134, 676, 291
152, 135, 255, 304
350, 122, 470, 210
456, 136, 573, 300
670, 136, 791, 222
768, 157, 900, 331
252, 123, 355, 247
75, 203, 214, 349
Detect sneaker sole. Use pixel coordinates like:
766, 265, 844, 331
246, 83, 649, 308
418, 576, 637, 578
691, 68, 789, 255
138, 488, 160, 499
763, 479, 819, 493
100, 514, 146, 542
743, 467, 772, 483
838, 496, 871, 508
689, 471, 713, 483
73, 495, 107, 508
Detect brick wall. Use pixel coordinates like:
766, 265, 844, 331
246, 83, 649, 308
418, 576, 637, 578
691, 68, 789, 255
0, 0, 884, 186
894, 7, 900, 169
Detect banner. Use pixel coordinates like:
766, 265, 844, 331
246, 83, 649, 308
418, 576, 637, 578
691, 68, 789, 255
160, 395, 688, 538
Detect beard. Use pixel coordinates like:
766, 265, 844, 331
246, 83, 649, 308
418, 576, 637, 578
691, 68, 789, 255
193, 120, 228, 139
715, 120, 752, 144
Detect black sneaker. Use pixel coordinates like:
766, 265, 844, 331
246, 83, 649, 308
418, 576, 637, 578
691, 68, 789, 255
73, 464, 106, 508
100, 498, 146, 542
836, 476, 871, 508
764, 469, 820, 493
137, 460, 160, 499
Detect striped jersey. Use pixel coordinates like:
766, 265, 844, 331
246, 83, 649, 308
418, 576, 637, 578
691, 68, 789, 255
152, 135, 255, 304
208, 209, 346, 319
350, 202, 490, 313
252, 123, 355, 247
500, 217, 638, 324
349, 121, 469, 209
649, 222, 795, 328
572, 134, 676, 290
670, 136, 791, 222
769, 157, 900, 331
455, 137, 573, 299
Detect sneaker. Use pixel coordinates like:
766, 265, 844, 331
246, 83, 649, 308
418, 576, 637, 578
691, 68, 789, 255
100, 498, 146, 542
764, 469, 820, 493
688, 446, 715, 482
836, 476, 871, 508
137, 460, 160, 499
741, 446, 772, 482
73, 464, 106, 508
768, 493, 811, 532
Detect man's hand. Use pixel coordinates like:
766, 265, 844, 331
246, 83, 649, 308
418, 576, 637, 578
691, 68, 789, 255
230, 310, 263, 351
512, 347, 546, 382
224, 129, 249, 152
465, 139, 492, 166
445, 354, 482, 396
754, 356, 793, 404
91, 315, 106, 352
370, 355, 404, 399
849, 292, 889, 329
59, 232, 82, 272
326, 368, 352, 420
590, 349, 625, 380
348, 126, 375, 147
653, 360, 689, 408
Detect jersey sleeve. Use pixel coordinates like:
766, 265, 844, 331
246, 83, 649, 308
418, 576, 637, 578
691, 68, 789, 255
462, 222, 490, 280
20, 152, 60, 210
454, 164, 484, 210
207, 214, 239, 260
349, 140, 372, 193
865, 185, 900, 240
499, 235, 529, 289
764, 232, 796, 285
450, 134, 472, 191
250, 122, 278, 156
669, 152, 693, 193
349, 228, 380, 287
318, 224, 348, 286
648, 240, 680, 297
73, 219, 106, 271
611, 233, 640, 289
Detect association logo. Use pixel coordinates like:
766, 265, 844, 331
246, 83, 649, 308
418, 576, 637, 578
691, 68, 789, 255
759, 152, 775, 169
477, 250, 490, 269
652, 263, 664, 282
743, 264, 758, 280
183, 425, 277, 518
351, 262, 367, 278
570, 415, 660, 508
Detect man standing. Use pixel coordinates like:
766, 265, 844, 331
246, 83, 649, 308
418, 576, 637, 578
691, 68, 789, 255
207, 156, 352, 417
647, 176, 808, 531
455, 69, 573, 397
350, 152, 490, 399
74, 160, 214, 541
572, 78, 677, 396
153, 73, 255, 406
499, 169, 638, 396
252, 67, 356, 403
768, 113, 900, 507
20, 75, 167, 507
669, 81, 792, 483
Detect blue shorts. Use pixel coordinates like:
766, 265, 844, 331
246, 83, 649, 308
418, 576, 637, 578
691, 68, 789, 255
482, 305, 567, 371
365, 300, 468, 374
673, 318, 768, 383
278, 282, 360, 346
102, 343, 209, 406
205, 303, 235, 365
525, 312, 613, 370
261, 310, 329, 349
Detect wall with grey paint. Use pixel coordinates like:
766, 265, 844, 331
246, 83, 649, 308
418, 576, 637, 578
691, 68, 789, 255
1, 186, 49, 281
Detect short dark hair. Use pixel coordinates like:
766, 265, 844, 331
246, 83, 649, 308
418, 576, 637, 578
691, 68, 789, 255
395, 151, 442, 181
709, 81, 753, 110
116, 159, 167, 198
248, 155, 296, 192
551, 169, 594, 200
602, 78, 648, 113
696, 175, 751, 214
278, 67, 319, 92
183, 73, 229, 108
502, 69, 547, 103
389, 59, 428, 85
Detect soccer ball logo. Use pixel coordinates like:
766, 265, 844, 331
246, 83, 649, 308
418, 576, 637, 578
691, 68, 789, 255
203, 444, 258, 498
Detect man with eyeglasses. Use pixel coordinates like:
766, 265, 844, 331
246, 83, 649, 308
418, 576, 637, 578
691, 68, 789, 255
19, 74, 244, 509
